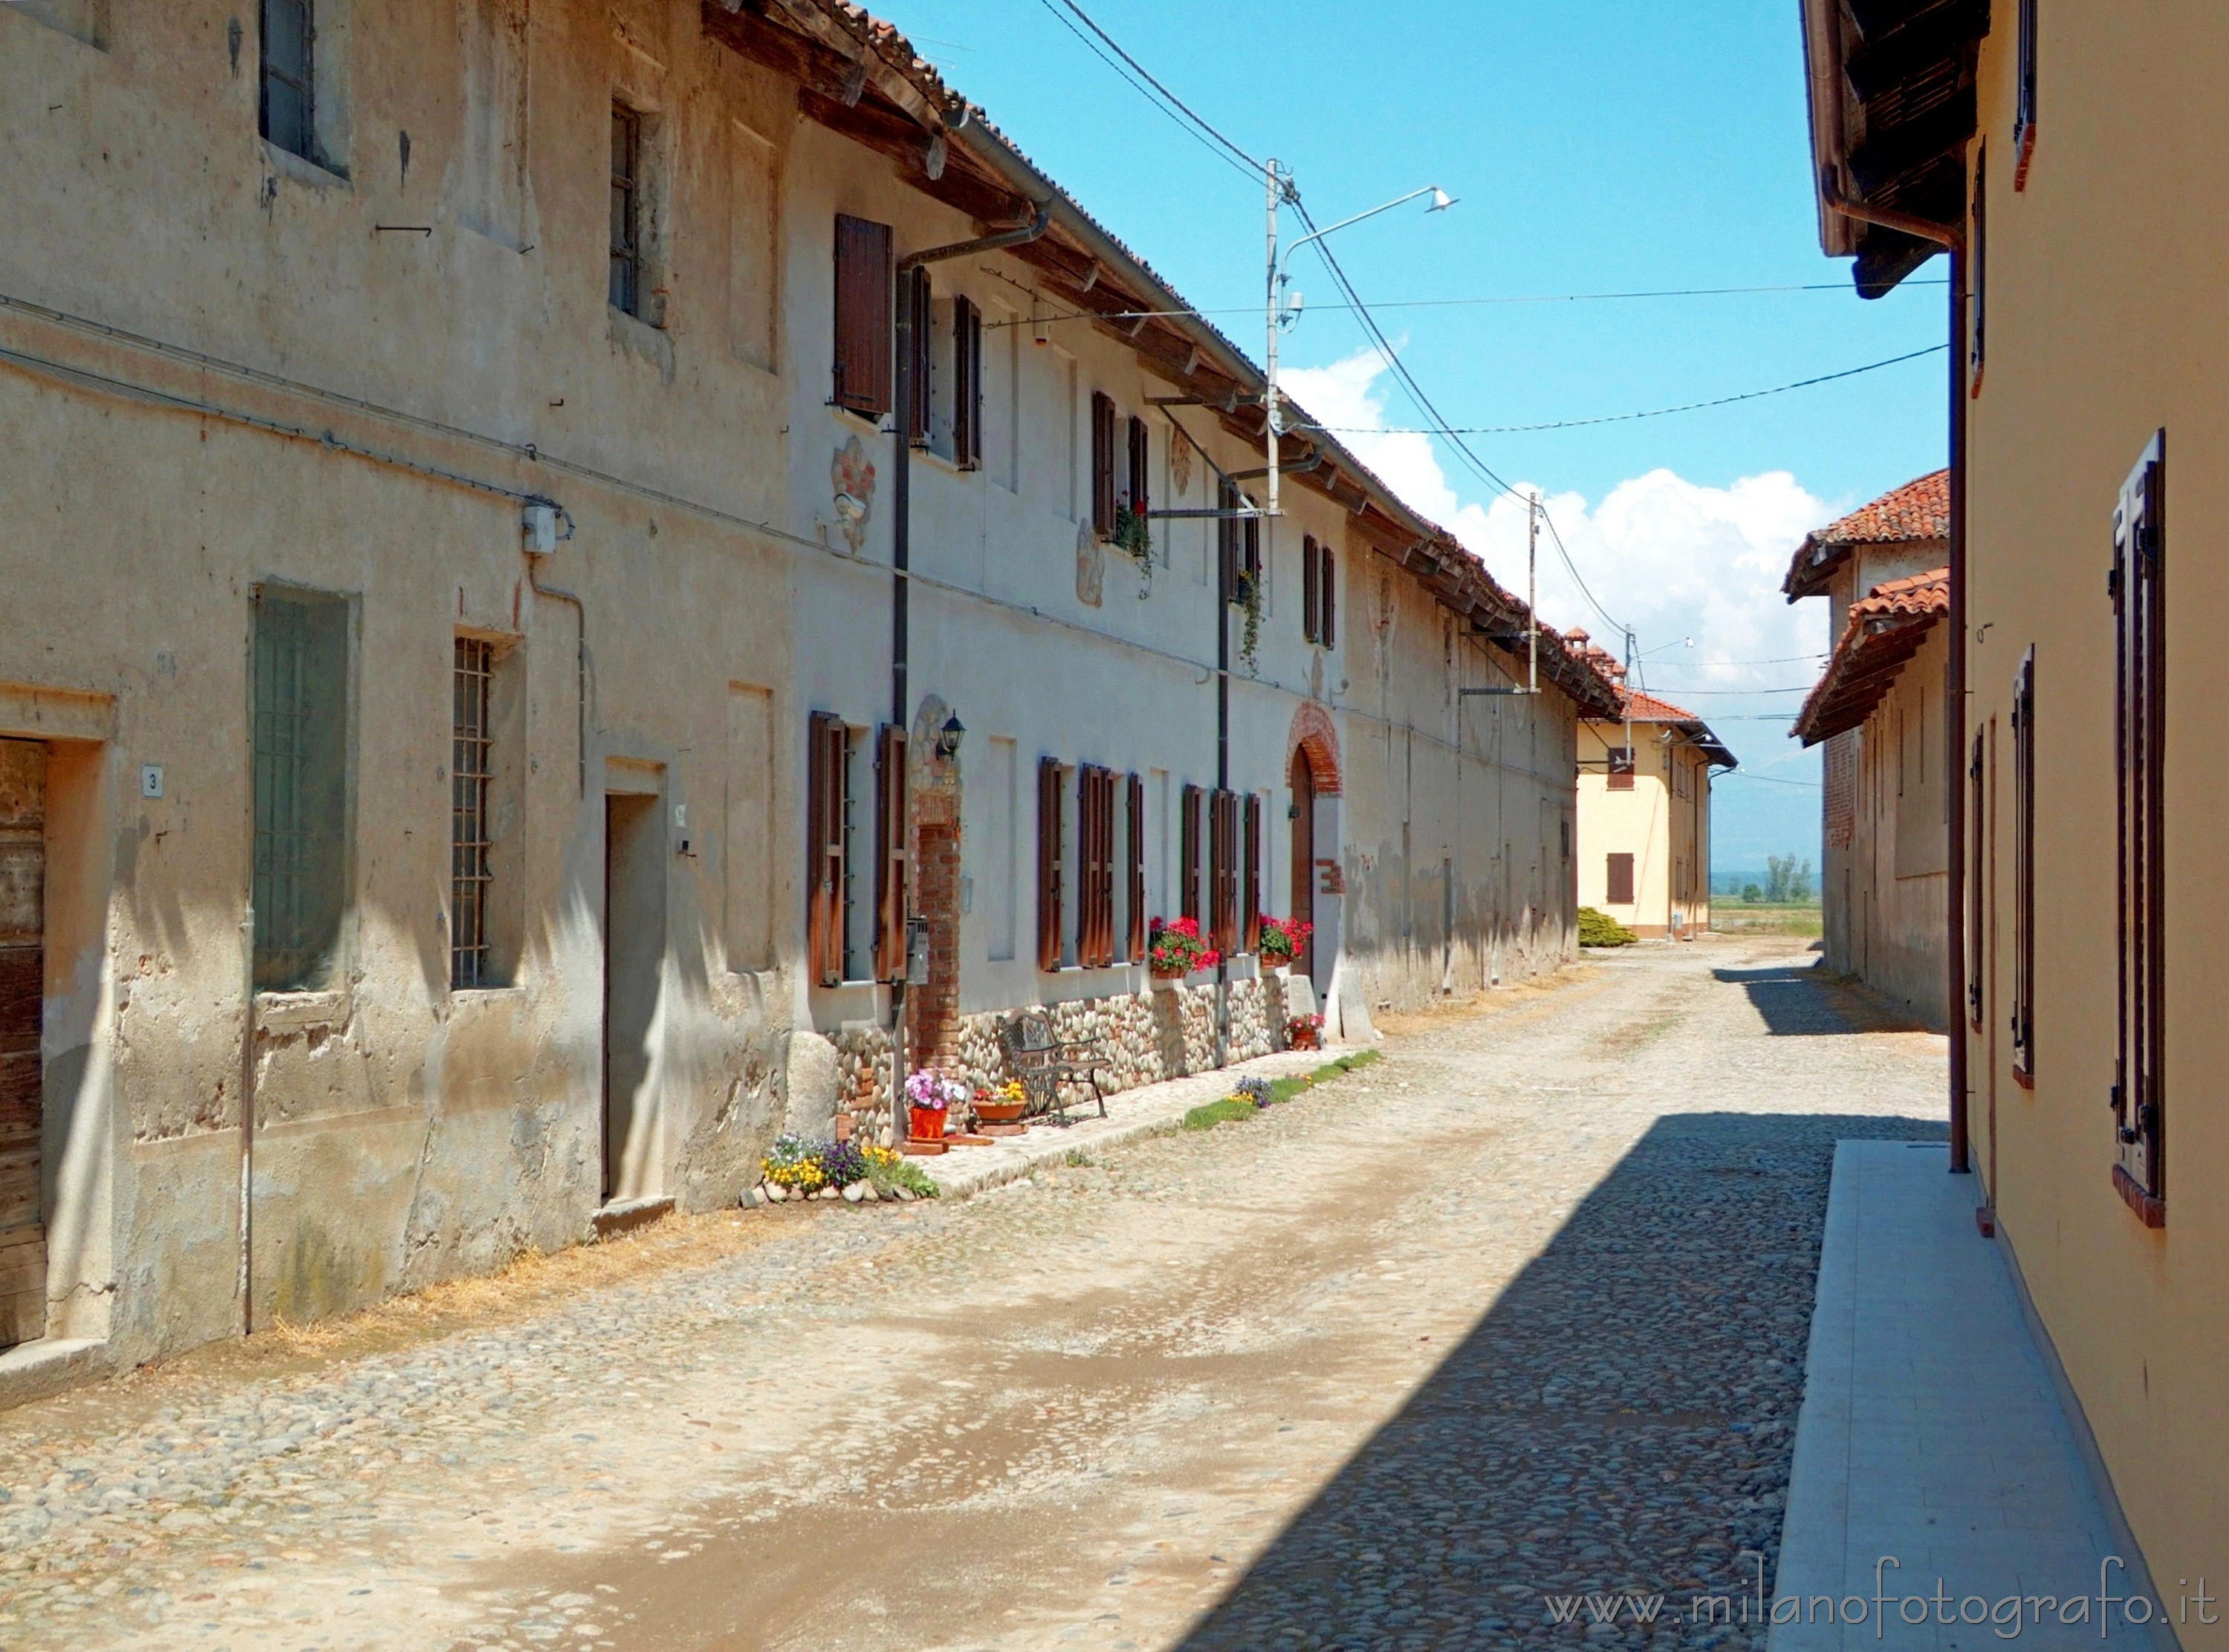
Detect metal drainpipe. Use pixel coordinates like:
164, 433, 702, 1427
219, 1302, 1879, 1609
888, 201, 1050, 1137
1825, 169, 1970, 1176
524, 546, 587, 797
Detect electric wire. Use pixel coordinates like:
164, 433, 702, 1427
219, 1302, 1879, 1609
1028, 0, 1264, 186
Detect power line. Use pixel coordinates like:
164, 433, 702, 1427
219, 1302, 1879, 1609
1028, 0, 1262, 186
1298, 345, 1947, 436
1718, 771, 1824, 788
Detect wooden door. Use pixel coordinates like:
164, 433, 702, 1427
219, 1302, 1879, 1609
1289, 748, 1315, 979
0, 741, 45, 1347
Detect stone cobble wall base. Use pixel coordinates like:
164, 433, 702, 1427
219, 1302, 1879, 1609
828, 975, 1293, 1140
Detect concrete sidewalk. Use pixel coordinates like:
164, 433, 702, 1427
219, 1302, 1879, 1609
917, 1047, 1343, 1200
1771, 1141, 2175, 1650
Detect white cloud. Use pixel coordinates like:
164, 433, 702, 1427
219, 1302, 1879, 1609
1282, 347, 1838, 785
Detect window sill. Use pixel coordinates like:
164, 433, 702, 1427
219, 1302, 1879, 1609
261, 140, 351, 192
607, 305, 675, 383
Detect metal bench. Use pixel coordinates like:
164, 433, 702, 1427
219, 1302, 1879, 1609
999, 1009, 1109, 1125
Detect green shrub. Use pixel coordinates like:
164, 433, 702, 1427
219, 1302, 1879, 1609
1578, 906, 1638, 947
1184, 1098, 1262, 1131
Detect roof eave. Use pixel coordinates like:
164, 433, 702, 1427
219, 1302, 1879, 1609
1800, 0, 1861, 258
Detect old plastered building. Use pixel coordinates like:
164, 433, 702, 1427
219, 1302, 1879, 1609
1783, 474, 1949, 1023
0, 0, 1615, 1385
1798, 0, 2229, 1617
1571, 663, 1733, 940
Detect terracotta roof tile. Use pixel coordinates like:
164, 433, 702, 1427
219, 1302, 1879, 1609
1791, 567, 1950, 745
1783, 470, 1949, 599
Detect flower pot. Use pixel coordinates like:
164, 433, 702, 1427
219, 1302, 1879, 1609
908, 1105, 949, 1142
974, 1099, 1027, 1125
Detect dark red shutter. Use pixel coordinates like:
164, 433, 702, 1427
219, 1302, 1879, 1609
1126, 772, 1146, 961
1242, 793, 1262, 953
1037, 757, 1063, 972
1320, 544, 1336, 648
1606, 853, 1635, 906
832, 214, 892, 416
1967, 727, 1986, 1029
1090, 392, 1117, 537
953, 296, 982, 469
1180, 784, 1201, 923
873, 725, 908, 980
1302, 535, 1320, 643
1210, 790, 1239, 955
904, 265, 932, 443
2111, 434, 2166, 1220
807, 714, 847, 986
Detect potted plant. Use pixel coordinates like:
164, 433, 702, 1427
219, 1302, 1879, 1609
1257, 916, 1312, 970
905, 1069, 964, 1143
1148, 916, 1219, 981
973, 1079, 1028, 1127
1286, 1012, 1325, 1052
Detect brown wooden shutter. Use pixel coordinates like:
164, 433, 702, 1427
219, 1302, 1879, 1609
1302, 535, 1320, 643
1967, 148, 1987, 396
2111, 434, 2165, 1220
1090, 392, 1117, 537
953, 296, 982, 469
1606, 853, 1635, 906
1126, 416, 1149, 521
2014, 0, 2038, 188
1217, 480, 1239, 597
1967, 727, 1986, 1029
832, 214, 893, 416
1320, 544, 1336, 648
1097, 769, 1118, 966
1242, 792, 1262, 953
1210, 790, 1239, 954
1074, 765, 1102, 968
806, 713, 847, 986
1037, 757, 1063, 972
873, 725, 908, 980
1126, 772, 1146, 961
1180, 784, 1201, 923
903, 264, 932, 443
0, 739, 47, 1347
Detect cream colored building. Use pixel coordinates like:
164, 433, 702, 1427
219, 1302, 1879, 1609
1574, 663, 1733, 940
1800, 0, 2229, 1627
0, 0, 1613, 1385
1785, 475, 1950, 1025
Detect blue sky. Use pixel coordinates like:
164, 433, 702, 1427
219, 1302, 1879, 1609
874, 0, 1951, 874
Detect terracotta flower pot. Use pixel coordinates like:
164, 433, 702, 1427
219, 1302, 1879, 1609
974, 1099, 1026, 1125
908, 1105, 949, 1142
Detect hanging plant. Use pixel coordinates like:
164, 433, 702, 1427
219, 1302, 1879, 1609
1113, 504, 1153, 596
1236, 570, 1264, 669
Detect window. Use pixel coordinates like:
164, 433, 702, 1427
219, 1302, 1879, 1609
953, 297, 984, 469
1605, 852, 1635, 907
1242, 793, 1262, 953
1320, 542, 1335, 647
451, 639, 495, 989
1179, 783, 1202, 923
873, 726, 907, 981
2013, 0, 2038, 189
1209, 789, 1240, 955
1036, 757, 1063, 972
832, 214, 893, 417
903, 266, 932, 444
1090, 391, 1117, 539
609, 105, 643, 316
260, 0, 315, 160
252, 586, 351, 992
805, 713, 848, 986
1606, 747, 1635, 790
1074, 765, 1117, 969
1303, 536, 1320, 643
2111, 435, 2166, 1223
1124, 773, 1146, 962
2010, 654, 2035, 1086
1967, 726, 1986, 1029
1967, 145, 1986, 396
1125, 415, 1149, 528
1218, 480, 1260, 599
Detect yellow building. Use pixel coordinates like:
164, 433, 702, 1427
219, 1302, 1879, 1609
1799, 0, 2229, 1627
1786, 475, 1951, 1027
1574, 660, 1733, 940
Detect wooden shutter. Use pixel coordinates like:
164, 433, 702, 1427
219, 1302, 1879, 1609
0, 740, 48, 1347
832, 214, 892, 416
1320, 544, 1336, 648
953, 296, 982, 469
2112, 435, 2165, 1221
1302, 536, 1320, 643
1090, 392, 1117, 537
1210, 790, 1239, 955
1097, 769, 1119, 966
903, 265, 932, 443
2011, 654, 2036, 1086
1967, 148, 1986, 395
1036, 757, 1063, 972
1126, 416, 1149, 521
1217, 479, 1239, 597
1967, 726, 1986, 1029
873, 725, 908, 981
1606, 853, 1635, 906
2014, 0, 2038, 189
1180, 784, 1201, 923
1073, 765, 1104, 968
806, 714, 848, 986
1242, 793, 1262, 953
1126, 772, 1146, 961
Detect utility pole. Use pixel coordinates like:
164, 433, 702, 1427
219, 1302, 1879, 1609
1264, 158, 1282, 525
1526, 491, 1539, 697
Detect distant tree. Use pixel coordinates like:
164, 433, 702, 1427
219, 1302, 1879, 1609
1765, 854, 1794, 903
1791, 858, 1815, 903
1742, 882, 1763, 904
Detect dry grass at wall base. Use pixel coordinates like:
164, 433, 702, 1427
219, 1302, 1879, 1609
1183, 1050, 1382, 1131
1710, 903, 1824, 938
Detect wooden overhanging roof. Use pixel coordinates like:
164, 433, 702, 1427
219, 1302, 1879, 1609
1791, 568, 1949, 745
1614, 689, 1738, 771
702, 0, 1622, 721
1799, 0, 1990, 297
1782, 468, 1950, 599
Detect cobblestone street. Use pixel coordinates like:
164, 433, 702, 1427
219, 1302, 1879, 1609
0, 936, 1945, 1652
